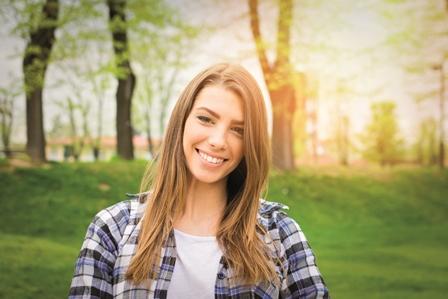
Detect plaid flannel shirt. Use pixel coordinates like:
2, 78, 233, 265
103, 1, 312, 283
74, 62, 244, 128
69, 195, 329, 298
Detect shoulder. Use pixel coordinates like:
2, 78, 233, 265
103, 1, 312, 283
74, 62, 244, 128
86, 196, 144, 251
258, 199, 307, 245
258, 199, 289, 218
92, 199, 132, 229
93, 193, 146, 226
258, 199, 294, 229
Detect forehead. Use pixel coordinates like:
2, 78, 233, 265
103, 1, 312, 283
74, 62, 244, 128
192, 85, 244, 122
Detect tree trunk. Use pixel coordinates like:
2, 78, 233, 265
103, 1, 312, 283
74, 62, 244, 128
270, 84, 295, 170
309, 95, 319, 164
116, 74, 135, 159
107, 0, 135, 160
94, 81, 106, 161
249, 0, 296, 170
439, 63, 445, 169
22, 0, 59, 163
1, 94, 14, 158
338, 115, 350, 166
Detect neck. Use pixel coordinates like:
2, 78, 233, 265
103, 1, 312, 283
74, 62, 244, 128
174, 179, 227, 236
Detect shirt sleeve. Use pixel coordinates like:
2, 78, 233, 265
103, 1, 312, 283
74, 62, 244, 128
68, 211, 119, 299
277, 214, 329, 299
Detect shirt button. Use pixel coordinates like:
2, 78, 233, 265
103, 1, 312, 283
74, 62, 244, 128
217, 273, 225, 279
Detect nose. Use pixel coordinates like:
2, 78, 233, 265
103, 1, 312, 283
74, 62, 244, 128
207, 127, 227, 150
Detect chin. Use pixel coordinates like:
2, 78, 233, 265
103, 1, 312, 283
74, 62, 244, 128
190, 170, 228, 185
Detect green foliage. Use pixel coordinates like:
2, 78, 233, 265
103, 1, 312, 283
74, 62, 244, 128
360, 101, 404, 165
3, 0, 60, 96
0, 162, 447, 298
414, 117, 438, 165
131, 4, 200, 138
1, 1, 48, 39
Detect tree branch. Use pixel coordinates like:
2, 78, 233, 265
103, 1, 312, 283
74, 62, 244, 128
248, 0, 271, 79
275, 0, 292, 69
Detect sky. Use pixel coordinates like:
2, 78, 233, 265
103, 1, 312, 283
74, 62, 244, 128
0, 0, 447, 151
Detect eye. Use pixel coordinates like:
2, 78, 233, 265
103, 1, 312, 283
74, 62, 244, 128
232, 127, 244, 136
197, 115, 213, 124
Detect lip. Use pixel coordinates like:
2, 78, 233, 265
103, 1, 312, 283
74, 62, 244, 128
195, 148, 228, 161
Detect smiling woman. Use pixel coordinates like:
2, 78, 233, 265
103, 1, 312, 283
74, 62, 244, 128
182, 85, 244, 187
68, 63, 329, 298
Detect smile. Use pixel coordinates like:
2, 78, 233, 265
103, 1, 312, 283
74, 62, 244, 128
196, 149, 227, 165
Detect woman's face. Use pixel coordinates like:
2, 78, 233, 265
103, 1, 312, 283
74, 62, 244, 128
182, 85, 244, 186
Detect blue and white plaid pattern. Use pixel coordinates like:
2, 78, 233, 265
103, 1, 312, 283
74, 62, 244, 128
69, 196, 329, 298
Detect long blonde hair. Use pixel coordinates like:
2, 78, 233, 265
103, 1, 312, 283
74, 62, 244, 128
126, 63, 276, 285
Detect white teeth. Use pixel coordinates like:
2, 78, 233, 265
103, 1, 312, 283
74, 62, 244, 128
198, 150, 224, 164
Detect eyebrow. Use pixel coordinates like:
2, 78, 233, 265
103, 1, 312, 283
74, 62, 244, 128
196, 107, 244, 125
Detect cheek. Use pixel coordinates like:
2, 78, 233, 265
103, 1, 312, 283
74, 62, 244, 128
182, 118, 194, 153
183, 118, 206, 154
232, 139, 244, 161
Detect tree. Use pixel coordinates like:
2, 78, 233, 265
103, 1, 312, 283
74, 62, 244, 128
415, 117, 438, 166
46, 0, 119, 161
107, 0, 135, 160
133, 73, 156, 157
51, 58, 93, 162
88, 66, 112, 161
333, 81, 354, 166
248, 0, 297, 170
2, 0, 120, 162
0, 81, 21, 158
132, 23, 198, 157
106, 0, 179, 160
54, 96, 91, 161
334, 114, 351, 166
432, 63, 446, 169
48, 114, 70, 140
360, 101, 404, 166
381, 0, 447, 168
21, 0, 59, 163
53, 35, 114, 161
306, 83, 319, 164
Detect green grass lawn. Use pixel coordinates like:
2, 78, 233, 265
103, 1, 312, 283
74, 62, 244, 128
0, 161, 447, 298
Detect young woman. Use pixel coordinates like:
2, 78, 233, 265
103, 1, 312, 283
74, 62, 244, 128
69, 63, 329, 298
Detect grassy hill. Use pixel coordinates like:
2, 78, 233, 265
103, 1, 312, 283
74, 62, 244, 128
0, 161, 447, 298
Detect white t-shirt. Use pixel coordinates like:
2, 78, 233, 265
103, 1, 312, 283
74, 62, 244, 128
167, 229, 223, 299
